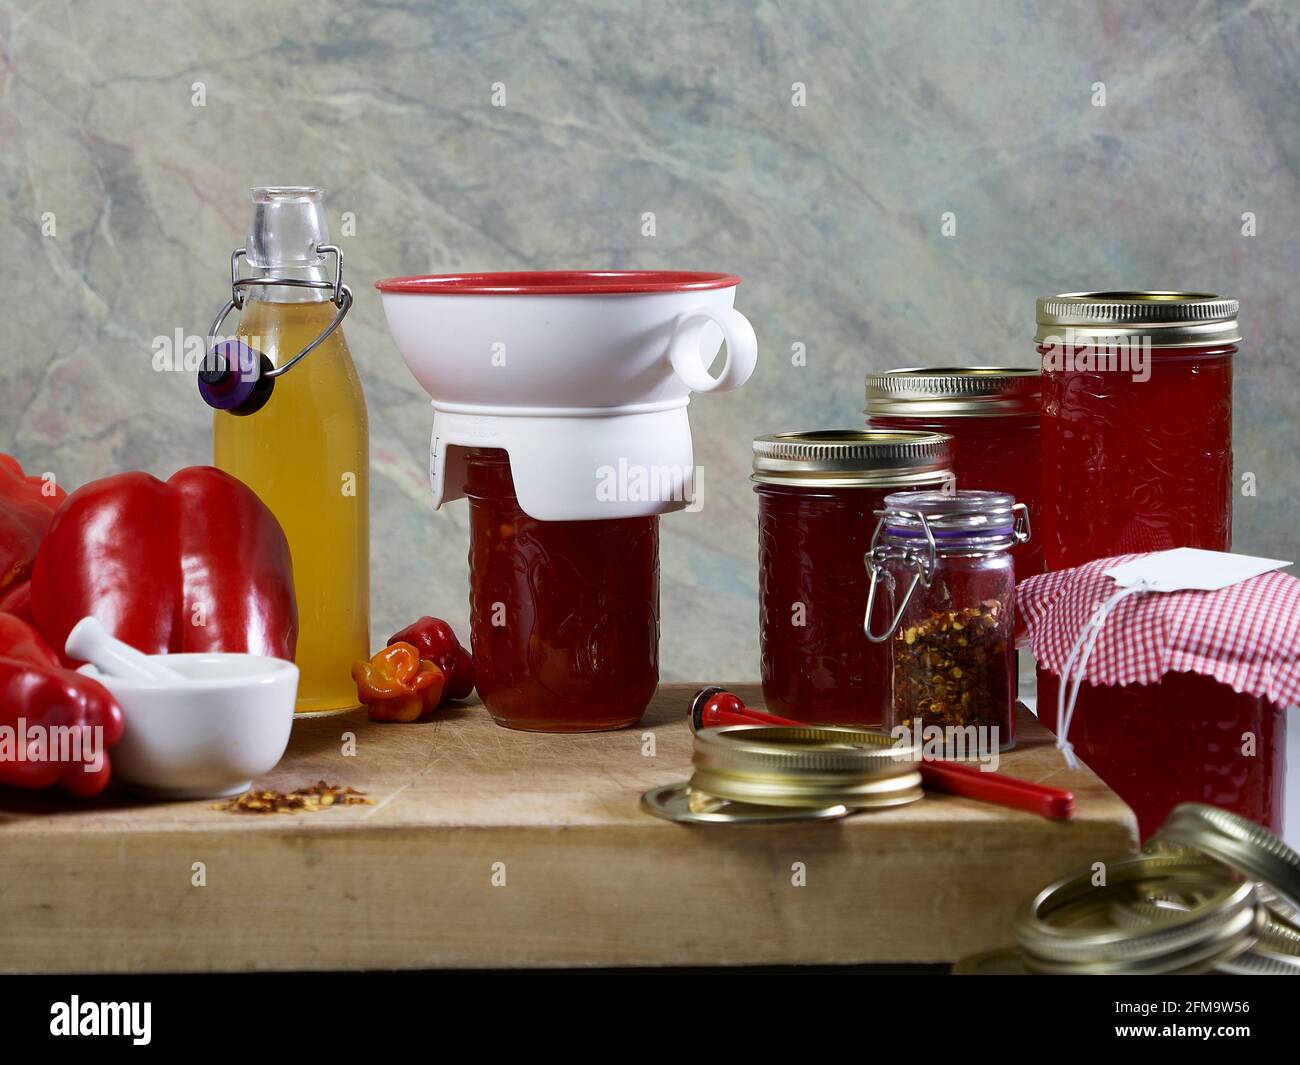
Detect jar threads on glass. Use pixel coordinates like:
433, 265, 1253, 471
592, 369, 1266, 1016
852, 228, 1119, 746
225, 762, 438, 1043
1035, 292, 1239, 570
865, 489, 1029, 752
865, 367, 1043, 578
753, 430, 953, 726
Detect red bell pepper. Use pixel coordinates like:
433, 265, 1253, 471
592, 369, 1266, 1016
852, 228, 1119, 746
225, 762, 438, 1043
0, 612, 124, 796
0, 579, 36, 626
0, 453, 66, 594
388, 616, 474, 701
30, 466, 297, 664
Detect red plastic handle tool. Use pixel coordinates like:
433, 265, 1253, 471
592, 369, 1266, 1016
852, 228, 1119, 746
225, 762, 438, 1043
689, 687, 1075, 820
912, 758, 1074, 820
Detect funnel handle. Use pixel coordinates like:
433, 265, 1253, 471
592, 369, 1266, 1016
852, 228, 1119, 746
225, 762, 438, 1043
668, 305, 758, 394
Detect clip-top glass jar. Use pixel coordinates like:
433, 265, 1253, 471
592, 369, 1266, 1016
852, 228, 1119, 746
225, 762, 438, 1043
1036, 292, 1238, 570
865, 367, 1043, 578
465, 448, 659, 732
754, 430, 953, 725
866, 490, 1029, 752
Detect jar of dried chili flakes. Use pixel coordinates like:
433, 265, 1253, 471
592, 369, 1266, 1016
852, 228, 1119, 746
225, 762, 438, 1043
866, 489, 1029, 752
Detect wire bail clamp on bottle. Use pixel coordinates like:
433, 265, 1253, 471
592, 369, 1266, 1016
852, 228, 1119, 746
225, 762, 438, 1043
863, 507, 937, 644
198, 244, 354, 416
862, 500, 1029, 644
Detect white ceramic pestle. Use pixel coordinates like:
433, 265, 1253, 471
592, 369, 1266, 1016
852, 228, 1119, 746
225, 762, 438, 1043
65, 616, 190, 685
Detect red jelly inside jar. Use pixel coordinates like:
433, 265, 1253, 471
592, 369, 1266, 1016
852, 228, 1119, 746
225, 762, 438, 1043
866, 367, 1044, 579
1038, 669, 1285, 840
754, 430, 953, 725
465, 448, 659, 732
1036, 293, 1239, 571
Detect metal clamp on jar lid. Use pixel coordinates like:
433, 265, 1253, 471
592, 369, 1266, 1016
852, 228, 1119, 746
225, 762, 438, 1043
864, 367, 1041, 418
752, 430, 953, 489
863, 489, 1030, 643
1035, 291, 1241, 349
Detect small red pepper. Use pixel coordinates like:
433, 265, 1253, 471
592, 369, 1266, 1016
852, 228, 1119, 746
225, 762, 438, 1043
0, 611, 124, 796
352, 642, 447, 723
387, 616, 474, 701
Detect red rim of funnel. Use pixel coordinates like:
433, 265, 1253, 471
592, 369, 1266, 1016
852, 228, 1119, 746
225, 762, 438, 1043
374, 270, 742, 295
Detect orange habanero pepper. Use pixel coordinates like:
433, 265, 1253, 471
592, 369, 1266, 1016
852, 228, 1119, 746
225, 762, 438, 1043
351, 642, 446, 723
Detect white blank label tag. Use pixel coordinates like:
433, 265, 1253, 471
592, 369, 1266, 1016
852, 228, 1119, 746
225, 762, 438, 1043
1104, 548, 1292, 593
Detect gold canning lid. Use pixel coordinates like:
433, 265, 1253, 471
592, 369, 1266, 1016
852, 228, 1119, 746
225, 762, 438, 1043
689, 766, 924, 810
692, 724, 919, 773
1112, 892, 1300, 975
1034, 291, 1241, 348
1149, 803, 1300, 922
690, 724, 924, 810
864, 367, 1041, 418
752, 430, 952, 489
1014, 852, 1260, 975
639, 783, 850, 825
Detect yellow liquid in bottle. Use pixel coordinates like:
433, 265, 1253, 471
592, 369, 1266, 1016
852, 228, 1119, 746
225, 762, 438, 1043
213, 298, 370, 714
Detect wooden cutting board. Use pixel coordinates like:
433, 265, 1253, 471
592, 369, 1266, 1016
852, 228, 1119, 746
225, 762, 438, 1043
0, 683, 1136, 971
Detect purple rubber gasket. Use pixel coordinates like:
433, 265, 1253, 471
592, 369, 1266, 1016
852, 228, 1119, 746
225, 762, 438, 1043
198, 339, 264, 411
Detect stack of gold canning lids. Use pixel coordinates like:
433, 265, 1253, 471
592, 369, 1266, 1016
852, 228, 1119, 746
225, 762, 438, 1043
1013, 853, 1259, 975
1148, 803, 1300, 975
1152, 803, 1300, 921
956, 804, 1300, 976
642, 725, 923, 825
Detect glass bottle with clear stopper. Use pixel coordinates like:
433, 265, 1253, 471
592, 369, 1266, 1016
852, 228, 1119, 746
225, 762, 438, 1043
212, 187, 370, 714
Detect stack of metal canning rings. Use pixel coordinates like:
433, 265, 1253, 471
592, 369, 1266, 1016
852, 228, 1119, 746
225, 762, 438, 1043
956, 803, 1300, 975
641, 724, 924, 824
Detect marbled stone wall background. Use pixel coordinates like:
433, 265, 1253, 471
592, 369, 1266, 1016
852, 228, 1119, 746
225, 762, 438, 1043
1, 0, 1296, 684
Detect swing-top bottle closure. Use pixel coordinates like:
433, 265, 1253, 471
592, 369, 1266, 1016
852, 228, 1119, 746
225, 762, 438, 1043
199, 187, 354, 415
863, 490, 1030, 643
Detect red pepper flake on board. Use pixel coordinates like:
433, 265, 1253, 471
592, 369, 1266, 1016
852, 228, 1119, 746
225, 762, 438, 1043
212, 780, 374, 814
893, 598, 1011, 729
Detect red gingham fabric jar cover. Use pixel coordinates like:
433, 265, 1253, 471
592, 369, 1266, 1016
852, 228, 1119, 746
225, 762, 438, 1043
1017, 553, 1300, 708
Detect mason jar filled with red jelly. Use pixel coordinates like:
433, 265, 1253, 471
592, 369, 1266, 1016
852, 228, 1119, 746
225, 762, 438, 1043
464, 448, 659, 732
865, 367, 1043, 578
1037, 671, 1285, 840
1036, 292, 1239, 570
753, 430, 953, 725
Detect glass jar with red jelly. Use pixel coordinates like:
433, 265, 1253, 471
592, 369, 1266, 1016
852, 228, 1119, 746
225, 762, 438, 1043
1037, 671, 1285, 841
1036, 292, 1239, 570
464, 448, 659, 732
866, 490, 1028, 753
753, 430, 953, 725
865, 367, 1043, 578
